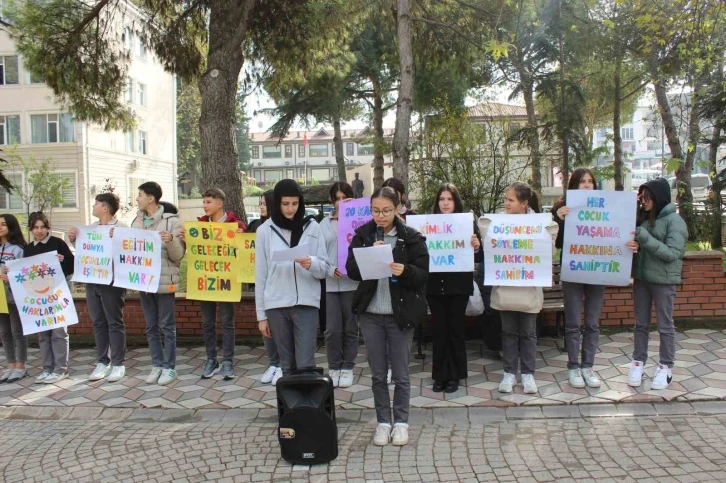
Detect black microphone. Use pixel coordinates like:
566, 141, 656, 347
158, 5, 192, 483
375, 226, 384, 242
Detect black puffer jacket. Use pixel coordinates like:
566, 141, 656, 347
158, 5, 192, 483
426, 220, 483, 296
346, 217, 429, 331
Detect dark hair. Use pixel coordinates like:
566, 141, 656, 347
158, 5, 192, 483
95, 192, 120, 216
202, 188, 226, 201
433, 183, 464, 214
0, 214, 26, 247
382, 177, 407, 203
28, 211, 50, 230
261, 190, 274, 221
553, 168, 598, 212
159, 201, 178, 215
371, 187, 400, 208
329, 182, 354, 202
138, 181, 162, 203
506, 182, 540, 213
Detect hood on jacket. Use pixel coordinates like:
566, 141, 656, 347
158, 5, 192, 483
639, 177, 671, 222
160, 201, 179, 215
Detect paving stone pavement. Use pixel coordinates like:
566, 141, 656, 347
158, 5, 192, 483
3, 329, 726, 409
3, 404, 726, 482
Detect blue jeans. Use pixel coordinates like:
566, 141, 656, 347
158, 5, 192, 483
139, 292, 176, 369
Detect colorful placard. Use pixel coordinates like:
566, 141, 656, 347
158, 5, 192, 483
337, 198, 373, 274
71, 226, 114, 285
0, 286, 8, 314
111, 227, 162, 292
185, 222, 242, 301
236, 233, 256, 283
483, 214, 553, 287
560, 190, 637, 286
7, 251, 78, 335
407, 213, 475, 272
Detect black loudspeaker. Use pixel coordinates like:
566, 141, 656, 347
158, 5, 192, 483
276, 372, 338, 465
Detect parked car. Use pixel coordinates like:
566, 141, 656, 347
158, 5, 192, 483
668, 174, 711, 203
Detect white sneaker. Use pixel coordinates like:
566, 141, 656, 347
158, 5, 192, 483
338, 369, 354, 388
581, 367, 601, 388
387, 369, 392, 385
145, 367, 163, 385
499, 372, 516, 393
568, 368, 585, 388
628, 360, 644, 387
651, 364, 673, 390
391, 423, 409, 446
271, 367, 283, 386
328, 370, 341, 388
89, 363, 111, 381
107, 366, 126, 383
260, 366, 279, 384
158, 368, 177, 386
35, 371, 51, 383
522, 374, 538, 394
44, 373, 68, 384
373, 423, 391, 446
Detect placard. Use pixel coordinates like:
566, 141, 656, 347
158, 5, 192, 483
71, 226, 114, 285
483, 214, 553, 287
7, 252, 78, 335
407, 213, 475, 272
561, 190, 637, 286
185, 222, 242, 301
337, 198, 373, 274
0, 285, 8, 314
236, 233, 256, 283
112, 228, 162, 292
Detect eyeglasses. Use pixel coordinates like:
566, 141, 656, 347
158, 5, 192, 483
371, 208, 394, 217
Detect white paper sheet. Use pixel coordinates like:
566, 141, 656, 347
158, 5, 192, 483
353, 245, 394, 280
271, 241, 313, 262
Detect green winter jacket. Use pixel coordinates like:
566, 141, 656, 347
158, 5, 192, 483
633, 202, 688, 285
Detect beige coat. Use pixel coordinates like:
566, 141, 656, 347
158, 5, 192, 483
131, 206, 185, 294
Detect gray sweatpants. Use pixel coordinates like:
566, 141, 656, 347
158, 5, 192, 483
201, 301, 235, 362
267, 306, 319, 375
263, 335, 280, 366
633, 279, 676, 368
39, 327, 69, 374
325, 291, 359, 371
0, 304, 26, 364
359, 313, 413, 425
500, 311, 538, 375
563, 282, 606, 369
140, 292, 177, 369
86, 284, 126, 366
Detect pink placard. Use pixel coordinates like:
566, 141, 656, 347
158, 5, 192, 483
337, 198, 373, 274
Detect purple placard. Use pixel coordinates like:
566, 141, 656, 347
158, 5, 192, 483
337, 198, 373, 274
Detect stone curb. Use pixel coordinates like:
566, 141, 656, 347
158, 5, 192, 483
0, 401, 723, 424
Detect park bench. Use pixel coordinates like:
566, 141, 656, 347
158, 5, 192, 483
540, 262, 565, 350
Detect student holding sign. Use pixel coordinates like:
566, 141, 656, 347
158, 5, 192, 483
69, 193, 128, 383
24, 212, 75, 384
320, 182, 359, 389
0, 215, 27, 383
255, 180, 328, 382
346, 187, 429, 447
479, 183, 558, 395
131, 182, 185, 386
426, 184, 482, 394
628, 178, 687, 391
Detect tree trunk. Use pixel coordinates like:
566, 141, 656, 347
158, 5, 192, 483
653, 79, 685, 160
333, 114, 346, 182
709, 121, 723, 248
558, 0, 568, 199
198, 0, 254, 220
613, 58, 624, 191
371, 76, 385, 190
514, 54, 541, 191
392, 0, 414, 188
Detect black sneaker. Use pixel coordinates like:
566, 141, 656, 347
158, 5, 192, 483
201, 359, 220, 379
220, 360, 235, 380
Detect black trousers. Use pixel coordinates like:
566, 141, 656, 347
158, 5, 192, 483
428, 294, 469, 382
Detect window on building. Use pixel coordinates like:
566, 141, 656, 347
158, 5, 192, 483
311, 168, 330, 182
124, 28, 135, 53
298, 144, 305, 157
346, 143, 354, 156
128, 176, 147, 205
508, 122, 521, 138
597, 128, 608, 138
309, 143, 328, 157
28, 70, 44, 84
0, 56, 19, 85
284, 144, 292, 158
264, 170, 281, 182
357, 144, 374, 155
31, 113, 74, 144
621, 127, 634, 140
332, 144, 335, 156
250, 146, 259, 159
0, 173, 23, 211
56, 172, 78, 209
125, 78, 133, 103
138, 130, 147, 155
125, 131, 134, 152
263, 145, 281, 158
253, 170, 262, 182
646, 126, 658, 138
286, 169, 294, 178
0, 115, 20, 145
136, 82, 147, 106
137, 37, 147, 61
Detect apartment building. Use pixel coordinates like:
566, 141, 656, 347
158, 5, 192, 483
0, 1, 176, 233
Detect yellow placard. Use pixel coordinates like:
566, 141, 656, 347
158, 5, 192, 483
236, 233, 256, 283
0, 285, 8, 314
185, 222, 242, 302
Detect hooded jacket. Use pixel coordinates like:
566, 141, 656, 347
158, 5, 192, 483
130, 202, 185, 294
197, 211, 246, 231
346, 217, 429, 331
633, 178, 688, 285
